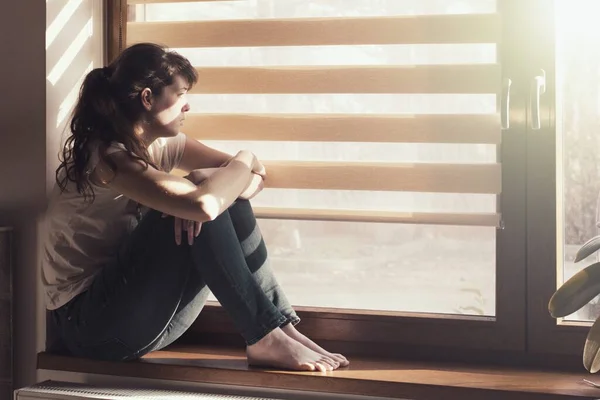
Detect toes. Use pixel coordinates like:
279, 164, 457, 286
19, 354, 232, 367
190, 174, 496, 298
333, 354, 349, 366
331, 354, 349, 366
300, 362, 316, 372
321, 356, 339, 370
315, 362, 328, 373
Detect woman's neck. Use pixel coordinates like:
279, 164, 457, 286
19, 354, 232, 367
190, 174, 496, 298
135, 125, 158, 148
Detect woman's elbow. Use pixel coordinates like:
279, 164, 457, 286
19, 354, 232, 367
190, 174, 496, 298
197, 195, 223, 221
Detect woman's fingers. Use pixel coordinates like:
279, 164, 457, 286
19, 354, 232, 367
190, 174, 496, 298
168, 216, 201, 245
253, 161, 267, 178
187, 220, 194, 245
174, 217, 182, 245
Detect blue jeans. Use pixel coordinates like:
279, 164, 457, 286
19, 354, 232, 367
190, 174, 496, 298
49, 200, 299, 361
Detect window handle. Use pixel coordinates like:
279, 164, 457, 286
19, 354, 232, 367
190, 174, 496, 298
530, 69, 547, 130
501, 78, 512, 130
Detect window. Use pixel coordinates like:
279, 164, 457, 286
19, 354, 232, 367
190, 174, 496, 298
557, 1, 600, 323
527, 0, 600, 355
135, 0, 501, 317
114, 0, 600, 359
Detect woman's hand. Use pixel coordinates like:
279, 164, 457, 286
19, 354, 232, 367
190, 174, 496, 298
162, 213, 202, 246
221, 151, 266, 200
163, 154, 266, 244
162, 168, 219, 245
222, 151, 267, 178
185, 168, 220, 184
251, 158, 267, 178
239, 173, 265, 200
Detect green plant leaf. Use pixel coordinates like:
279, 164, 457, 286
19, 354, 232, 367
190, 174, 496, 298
548, 261, 600, 318
576, 235, 600, 263
584, 317, 600, 373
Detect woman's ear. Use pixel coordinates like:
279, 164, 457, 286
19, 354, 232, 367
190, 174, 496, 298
140, 88, 153, 111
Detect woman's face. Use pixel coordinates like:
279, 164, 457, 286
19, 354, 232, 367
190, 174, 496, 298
145, 75, 191, 138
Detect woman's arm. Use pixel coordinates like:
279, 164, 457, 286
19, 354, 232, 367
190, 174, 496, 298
94, 149, 258, 221
178, 136, 233, 171
186, 168, 265, 201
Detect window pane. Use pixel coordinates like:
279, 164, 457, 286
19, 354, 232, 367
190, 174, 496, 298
252, 189, 496, 214
140, 0, 496, 22
177, 44, 497, 67
188, 94, 496, 114
202, 142, 496, 163
209, 220, 496, 315
146, 0, 498, 316
557, 0, 600, 321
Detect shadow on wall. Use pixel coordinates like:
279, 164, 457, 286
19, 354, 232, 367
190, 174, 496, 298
42, 0, 105, 357
0, 0, 103, 390
46, 0, 102, 192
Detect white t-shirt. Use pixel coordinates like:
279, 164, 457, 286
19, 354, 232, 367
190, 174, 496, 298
41, 133, 187, 310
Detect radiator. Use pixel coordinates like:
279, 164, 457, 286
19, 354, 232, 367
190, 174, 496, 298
15, 381, 284, 400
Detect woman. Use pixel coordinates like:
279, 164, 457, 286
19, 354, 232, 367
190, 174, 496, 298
41, 43, 348, 372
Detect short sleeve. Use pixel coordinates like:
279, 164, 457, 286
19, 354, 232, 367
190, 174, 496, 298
148, 132, 187, 172
86, 141, 127, 175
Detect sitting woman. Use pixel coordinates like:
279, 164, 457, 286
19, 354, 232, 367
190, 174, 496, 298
41, 42, 348, 372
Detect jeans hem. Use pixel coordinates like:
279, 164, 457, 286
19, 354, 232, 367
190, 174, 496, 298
245, 315, 288, 346
280, 315, 301, 328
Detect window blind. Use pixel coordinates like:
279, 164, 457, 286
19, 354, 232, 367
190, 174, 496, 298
118, 0, 502, 228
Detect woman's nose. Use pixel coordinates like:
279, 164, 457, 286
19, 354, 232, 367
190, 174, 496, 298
182, 102, 190, 112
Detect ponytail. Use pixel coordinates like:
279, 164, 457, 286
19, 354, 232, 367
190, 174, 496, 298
56, 66, 121, 202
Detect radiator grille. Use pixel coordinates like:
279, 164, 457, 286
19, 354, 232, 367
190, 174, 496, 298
16, 381, 282, 400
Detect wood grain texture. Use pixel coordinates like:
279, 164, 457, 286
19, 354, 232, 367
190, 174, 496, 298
127, 14, 501, 48
189, 303, 510, 351
106, 0, 128, 65
186, 113, 502, 144
37, 345, 600, 400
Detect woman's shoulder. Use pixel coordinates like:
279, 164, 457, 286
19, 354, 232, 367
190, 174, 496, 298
93, 140, 128, 156
86, 139, 128, 171
148, 133, 187, 172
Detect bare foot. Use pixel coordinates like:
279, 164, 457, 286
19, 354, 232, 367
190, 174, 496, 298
282, 323, 349, 367
247, 328, 340, 372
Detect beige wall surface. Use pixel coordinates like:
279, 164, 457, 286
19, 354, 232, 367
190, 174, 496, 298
0, 0, 103, 389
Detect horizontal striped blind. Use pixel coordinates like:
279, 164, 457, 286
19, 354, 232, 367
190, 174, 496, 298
120, 0, 502, 228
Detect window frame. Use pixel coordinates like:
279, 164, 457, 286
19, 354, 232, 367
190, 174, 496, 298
104, 0, 596, 362
526, 0, 591, 356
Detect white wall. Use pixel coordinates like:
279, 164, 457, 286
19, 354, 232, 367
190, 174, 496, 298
41, 0, 105, 385
0, 0, 48, 389
46, 0, 104, 194
0, 0, 103, 389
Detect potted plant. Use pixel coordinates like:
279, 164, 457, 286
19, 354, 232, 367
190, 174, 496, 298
549, 234, 600, 372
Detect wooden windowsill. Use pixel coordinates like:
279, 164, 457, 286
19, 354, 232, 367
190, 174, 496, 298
37, 344, 600, 400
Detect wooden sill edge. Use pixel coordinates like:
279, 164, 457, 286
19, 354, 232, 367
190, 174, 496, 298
37, 345, 600, 400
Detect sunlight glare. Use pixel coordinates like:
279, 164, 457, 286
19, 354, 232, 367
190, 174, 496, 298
46, 0, 84, 49
47, 17, 92, 86
556, 0, 600, 38
56, 62, 93, 128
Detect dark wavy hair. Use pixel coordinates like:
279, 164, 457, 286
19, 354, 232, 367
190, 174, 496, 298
56, 42, 198, 202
